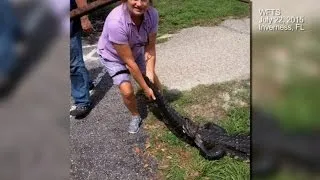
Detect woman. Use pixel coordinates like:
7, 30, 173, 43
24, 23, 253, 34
97, 0, 162, 133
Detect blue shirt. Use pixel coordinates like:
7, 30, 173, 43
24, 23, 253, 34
70, 0, 81, 37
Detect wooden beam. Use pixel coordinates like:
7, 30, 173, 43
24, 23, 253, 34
70, 0, 120, 20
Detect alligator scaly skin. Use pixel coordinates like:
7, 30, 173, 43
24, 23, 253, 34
143, 75, 250, 160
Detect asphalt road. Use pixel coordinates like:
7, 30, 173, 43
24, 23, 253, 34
70, 18, 250, 180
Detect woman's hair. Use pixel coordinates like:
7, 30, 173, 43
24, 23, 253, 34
121, 0, 153, 5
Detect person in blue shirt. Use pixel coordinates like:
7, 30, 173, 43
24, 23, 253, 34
70, 0, 94, 119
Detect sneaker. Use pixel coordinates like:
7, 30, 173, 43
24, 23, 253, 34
70, 104, 92, 119
128, 116, 142, 134
69, 105, 76, 111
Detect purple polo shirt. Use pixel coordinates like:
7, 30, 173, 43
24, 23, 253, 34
97, 3, 159, 64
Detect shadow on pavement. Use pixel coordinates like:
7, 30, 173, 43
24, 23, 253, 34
89, 66, 113, 110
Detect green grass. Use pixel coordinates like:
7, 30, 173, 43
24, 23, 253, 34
169, 79, 250, 124
144, 79, 250, 179
188, 147, 250, 180
166, 165, 186, 180
154, 0, 250, 35
220, 107, 250, 135
160, 131, 186, 147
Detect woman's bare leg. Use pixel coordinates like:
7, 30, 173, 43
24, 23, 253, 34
119, 81, 139, 116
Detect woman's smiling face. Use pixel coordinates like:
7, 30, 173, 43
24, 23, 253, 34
126, 0, 150, 17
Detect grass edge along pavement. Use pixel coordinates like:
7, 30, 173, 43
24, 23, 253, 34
141, 79, 250, 180
154, 0, 250, 39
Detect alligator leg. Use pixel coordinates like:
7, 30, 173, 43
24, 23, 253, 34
195, 134, 225, 160
202, 122, 227, 134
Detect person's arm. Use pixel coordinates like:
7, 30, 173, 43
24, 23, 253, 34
112, 43, 156, 100
145, 7, 159, 82
75, 0, 93, 33
144, 32, 157, 82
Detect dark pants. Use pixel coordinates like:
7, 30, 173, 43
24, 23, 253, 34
70, 31, 91, 106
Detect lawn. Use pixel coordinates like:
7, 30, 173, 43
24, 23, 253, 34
153, 0, 250, 35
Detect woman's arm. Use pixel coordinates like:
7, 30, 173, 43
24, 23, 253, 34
144, 32, 157, 82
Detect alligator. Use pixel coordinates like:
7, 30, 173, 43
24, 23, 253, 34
142, 75, 250, 160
